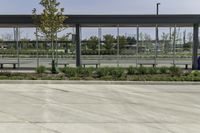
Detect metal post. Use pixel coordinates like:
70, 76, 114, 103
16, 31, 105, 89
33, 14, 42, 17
36, 27, 39, 68
56, 33, 58, 66
173, 25, 177, 65
136, 25, 139, 67
192, 23, 199, 70
155, 2, 160, 66
75, 24, 81, 67
16, 27, 20, 68
98, 25, 102, 65
155, 24, 159, 65
169, 27, 172, 53
117, 24, 120, 67
156, 3, 160, 15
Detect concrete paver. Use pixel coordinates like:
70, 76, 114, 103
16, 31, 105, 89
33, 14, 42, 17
0, 84, 200, 133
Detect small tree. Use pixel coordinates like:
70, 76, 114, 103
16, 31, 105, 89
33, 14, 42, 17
161, 32, 170, 53
32, 0, 67, 74
87, 36, 98, 50
103, 34, 115, 51
127, 36, 136, 45
119, 35, 127, 50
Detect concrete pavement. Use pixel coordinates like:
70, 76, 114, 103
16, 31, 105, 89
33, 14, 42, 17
0, 84, 200, 133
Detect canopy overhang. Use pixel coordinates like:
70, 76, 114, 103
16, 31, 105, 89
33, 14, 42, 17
0, 14, 200, 27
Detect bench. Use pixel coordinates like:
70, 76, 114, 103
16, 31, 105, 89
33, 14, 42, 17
82, 62, 100, 68
49, 62, 69, 67
0, 62, 18, 69
138, 63, 157, 68
171, 63, 190, 69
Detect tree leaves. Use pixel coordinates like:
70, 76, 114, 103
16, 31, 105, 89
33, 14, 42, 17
32, 0, 67, 41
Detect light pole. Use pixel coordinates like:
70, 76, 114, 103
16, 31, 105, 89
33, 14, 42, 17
155, 3, 160, 65
156, 3, 160, 15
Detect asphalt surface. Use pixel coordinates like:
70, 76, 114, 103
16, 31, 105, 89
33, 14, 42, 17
0, 84, 200, 133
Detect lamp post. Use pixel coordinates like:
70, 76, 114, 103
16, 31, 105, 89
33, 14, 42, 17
156, 3, 160, 15
155, 3, 160, 64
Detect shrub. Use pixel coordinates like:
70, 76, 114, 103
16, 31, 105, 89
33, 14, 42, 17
76, 67, 90, 77
169, 66, 181, 76
190, 71, 200, 77
36, 66, 46, 74
0, 72, 12, 77
159, 67, 169, 74
95, 67, 111, 77
127, 66, 137, 75
110, 68, 125, 78
137, 67, 148, 75
148, 67, 158, 74
62, 67, 76, 77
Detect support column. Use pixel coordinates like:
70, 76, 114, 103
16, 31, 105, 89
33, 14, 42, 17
36, 27, 39, 68
98, 25, 102, 65
136, 25, 139, 67
155, 25, 159, 65
192, 23, 199, 70
75, 24, 81, 67
117, 24, 120, 67
14, 27, 20, 68
173, 25, 177, 65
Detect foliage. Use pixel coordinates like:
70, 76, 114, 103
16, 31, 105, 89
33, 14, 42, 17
126, 36, 136, 45
127, 66, 137, 75
110, 67, 125, 78
103, 34, 116, 51
159, 67, 169, 74
119, 36, 127, 49
183, 42, 192, 51
190, 71, 200, 77
32, 0, 67, 74
0, 66, 200, 81
36, 66, 47, 74
169, 66, 181, 76
137, 67, 148, 75
61, 67, 76, 77
32, 0, 67, 41
86, 36, 99, 50
148, 67, 159, 74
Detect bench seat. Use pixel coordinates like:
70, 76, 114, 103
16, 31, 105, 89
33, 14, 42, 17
0, 62, 18, 69
171, 63, 190, 69
49, 62, 69, 67
81, 63, 100, 68
138, 63, 157, 68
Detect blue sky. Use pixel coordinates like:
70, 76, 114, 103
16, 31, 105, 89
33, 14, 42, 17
0, 0, 199, 40
0, 0, 200, 14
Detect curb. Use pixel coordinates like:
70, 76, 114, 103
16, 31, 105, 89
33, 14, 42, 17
0, 80, 199, 85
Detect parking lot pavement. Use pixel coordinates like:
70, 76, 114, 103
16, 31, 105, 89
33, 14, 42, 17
0, 84, 200, 133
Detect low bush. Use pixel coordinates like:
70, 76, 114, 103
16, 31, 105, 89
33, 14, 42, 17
0, 66, 199, 81
190, 71, 200, 77
148, 67, 159, 74
76, 67, 90, 77
36, 66, 46, 74
62, 67, 76, 77
169, 66, 182, 76
110, 68, 125, 78
127, 66, 137, 75
137, 67, 148, 75
159, 67, 169, 74
94, 67, 111, 78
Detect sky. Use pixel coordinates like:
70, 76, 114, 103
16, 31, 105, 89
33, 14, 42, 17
0, 0, 199, 40
0, 0, 200, 14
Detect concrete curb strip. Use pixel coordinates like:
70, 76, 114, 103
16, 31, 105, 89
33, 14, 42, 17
0, 80, 199, 85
